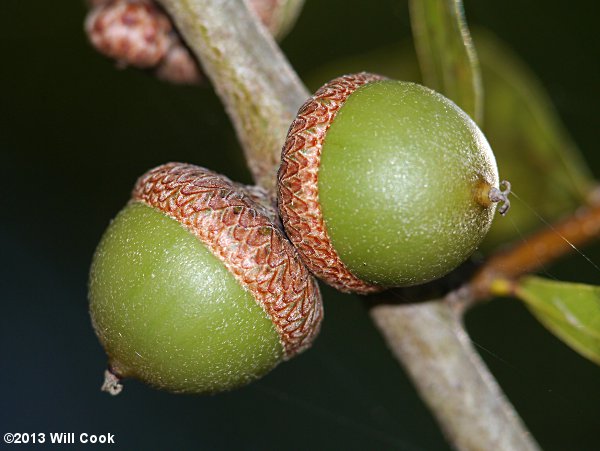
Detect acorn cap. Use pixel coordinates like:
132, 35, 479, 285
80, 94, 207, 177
278, 73, 386, 294
132, 163, 323, 357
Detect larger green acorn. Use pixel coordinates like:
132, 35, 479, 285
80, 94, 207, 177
90, 163, 322, 394
278, 73, 509, 294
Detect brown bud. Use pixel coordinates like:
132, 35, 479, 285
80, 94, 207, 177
155, 41, 203, 85
85, 0, 174, 68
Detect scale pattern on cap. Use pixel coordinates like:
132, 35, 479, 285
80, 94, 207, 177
278, 73, 386, 294
132, 163, 323, 357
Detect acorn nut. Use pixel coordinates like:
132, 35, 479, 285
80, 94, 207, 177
278, 73, 509, 294
89, 163, 323, 394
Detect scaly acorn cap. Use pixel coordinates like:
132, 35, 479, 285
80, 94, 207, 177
132, 163, 323, 358
278, 73, 386, 294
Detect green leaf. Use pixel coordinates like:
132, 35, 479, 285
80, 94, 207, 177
516, 276, 600, 365
409, 0, 482, 122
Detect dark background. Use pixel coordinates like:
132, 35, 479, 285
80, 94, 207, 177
1, 0, 599, 450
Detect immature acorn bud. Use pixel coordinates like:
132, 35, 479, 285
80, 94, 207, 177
278, 73, 508, 294
85, 0, 174, 68
85, 0, 202, 84
89, 163, 323, 394
155, 44, 202, 85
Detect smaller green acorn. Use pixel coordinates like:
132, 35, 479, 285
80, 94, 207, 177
278, 73, 510, 294
89, 163, 322, 394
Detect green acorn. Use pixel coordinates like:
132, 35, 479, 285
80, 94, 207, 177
90, 163, 322, 394
278, 73, 509, 294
